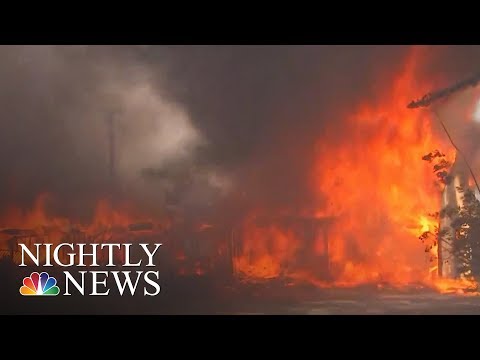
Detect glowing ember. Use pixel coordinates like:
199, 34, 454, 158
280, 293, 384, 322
432, 278, 478, 295
233, 221, 300, 280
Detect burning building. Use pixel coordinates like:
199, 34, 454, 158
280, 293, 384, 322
6, 45, 480, 305
0, 46, 450, 288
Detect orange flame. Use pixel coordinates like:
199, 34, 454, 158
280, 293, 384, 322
313, 49, 452, 287
233, 216, 301, 279
233, 47, 478, 292
0, 193, 168, 265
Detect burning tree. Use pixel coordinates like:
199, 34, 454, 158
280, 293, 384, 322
449, 187, 480, 278
421, 150, 480, 282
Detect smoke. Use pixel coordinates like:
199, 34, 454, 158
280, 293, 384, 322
410, 46, 480, 177
433, 79, 480, 177
153, 45, 412, 216
3, 45, 480, 222
0, 46, 220, 218
153, 45, 480, 222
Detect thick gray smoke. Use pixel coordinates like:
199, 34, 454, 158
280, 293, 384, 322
0, 46, 229, 219
3, 45, 480, 222
433, 76, 480, 180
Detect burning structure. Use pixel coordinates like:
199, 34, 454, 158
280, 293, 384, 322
0, 47, 452, 288
5, 45, 480, 308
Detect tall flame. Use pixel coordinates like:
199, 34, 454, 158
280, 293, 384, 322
234, 47, 460, 288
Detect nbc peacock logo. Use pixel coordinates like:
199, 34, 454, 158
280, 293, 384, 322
20, 272, 60, 296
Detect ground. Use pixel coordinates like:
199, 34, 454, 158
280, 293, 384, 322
231, 291, 480, 315
216, 282, 480, 314
3, 259, 480, 314
7, 281, 480, 315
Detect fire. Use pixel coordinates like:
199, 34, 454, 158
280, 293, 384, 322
432, 277, 478, 295
0, 194, 156, 236
0, 193, 167, 265
0, 193, 219, 277
233, 216, 301, 280
0, 193, 68, 230
233, 47, 476, 291
312, 49, 455, 286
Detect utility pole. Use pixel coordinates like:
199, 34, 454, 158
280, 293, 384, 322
106, 111, 120, 198
108, 112, 115, 181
